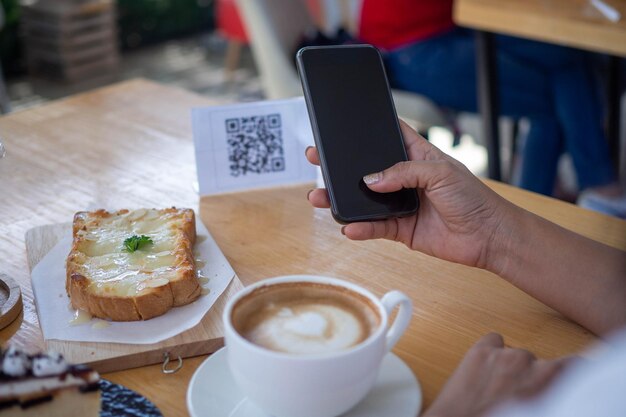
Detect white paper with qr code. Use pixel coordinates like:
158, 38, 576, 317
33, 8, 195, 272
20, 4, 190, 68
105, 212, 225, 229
192, 97, 317, 195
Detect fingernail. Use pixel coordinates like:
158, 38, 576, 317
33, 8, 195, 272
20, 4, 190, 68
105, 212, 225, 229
363, 172, 381, 185
306, 189, 314, 200
340, 226, 346, 235
305, 146, 313, 156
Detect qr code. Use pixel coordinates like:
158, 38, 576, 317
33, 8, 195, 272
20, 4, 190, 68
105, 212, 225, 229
225, 114, 285, 177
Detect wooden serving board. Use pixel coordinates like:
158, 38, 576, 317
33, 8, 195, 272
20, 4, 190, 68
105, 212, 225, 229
25, 223, 244, 373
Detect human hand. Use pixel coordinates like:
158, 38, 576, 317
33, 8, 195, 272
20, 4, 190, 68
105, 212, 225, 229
422, 333, 571, 417
305, 120, 519, 270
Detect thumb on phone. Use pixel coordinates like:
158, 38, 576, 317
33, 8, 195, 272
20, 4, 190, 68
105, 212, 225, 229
363, 160, 454, 193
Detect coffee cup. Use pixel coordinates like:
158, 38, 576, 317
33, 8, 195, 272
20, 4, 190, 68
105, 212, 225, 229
223, 275, 413, 417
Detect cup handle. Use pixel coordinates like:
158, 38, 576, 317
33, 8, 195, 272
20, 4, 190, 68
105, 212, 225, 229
381, 291, 413, 351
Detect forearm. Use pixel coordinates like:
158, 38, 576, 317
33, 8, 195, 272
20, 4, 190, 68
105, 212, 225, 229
488, 205, 626, 336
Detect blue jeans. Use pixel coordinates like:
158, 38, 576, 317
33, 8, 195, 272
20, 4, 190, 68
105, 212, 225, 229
384, 28, 614, 195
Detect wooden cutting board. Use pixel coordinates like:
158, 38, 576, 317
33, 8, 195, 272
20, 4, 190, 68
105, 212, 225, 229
25, 223, 244, 373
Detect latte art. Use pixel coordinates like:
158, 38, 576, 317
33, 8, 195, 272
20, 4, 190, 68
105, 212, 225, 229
247, 305, 366, 354
231, 282, 381, 355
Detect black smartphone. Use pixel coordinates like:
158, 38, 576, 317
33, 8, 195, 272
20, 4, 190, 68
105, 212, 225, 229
296, 44, 419, 224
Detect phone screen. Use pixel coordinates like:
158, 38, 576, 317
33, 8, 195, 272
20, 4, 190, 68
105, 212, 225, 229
297, 45, 418, 223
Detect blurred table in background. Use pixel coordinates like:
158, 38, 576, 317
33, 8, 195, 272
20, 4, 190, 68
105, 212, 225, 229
454, 0, 626, 180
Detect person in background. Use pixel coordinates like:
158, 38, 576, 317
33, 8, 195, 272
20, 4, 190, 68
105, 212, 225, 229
357, 0, 624, 216
305, 120, 626, 417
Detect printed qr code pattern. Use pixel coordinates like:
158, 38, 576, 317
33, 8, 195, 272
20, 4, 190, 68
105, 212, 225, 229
226, 114, 285, 177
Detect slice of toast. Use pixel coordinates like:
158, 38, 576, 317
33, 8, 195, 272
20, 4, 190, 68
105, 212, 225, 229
66, 208, 200, 321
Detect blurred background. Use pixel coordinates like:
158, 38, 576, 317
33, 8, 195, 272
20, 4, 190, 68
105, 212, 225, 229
0, 0, 624, 216
1, 0, 261, 107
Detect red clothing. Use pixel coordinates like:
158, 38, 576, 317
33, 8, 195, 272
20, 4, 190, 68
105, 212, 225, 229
216, 0, 248, 43
359, 0, 454, 50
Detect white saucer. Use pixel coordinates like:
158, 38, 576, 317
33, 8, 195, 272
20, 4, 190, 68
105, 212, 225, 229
187, 347, 422, 417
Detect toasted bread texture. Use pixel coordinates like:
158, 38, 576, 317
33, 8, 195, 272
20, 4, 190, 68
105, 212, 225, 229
66, 208, 200, 321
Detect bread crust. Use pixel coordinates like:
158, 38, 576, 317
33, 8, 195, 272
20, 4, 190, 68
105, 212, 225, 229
66, 208, 201, 321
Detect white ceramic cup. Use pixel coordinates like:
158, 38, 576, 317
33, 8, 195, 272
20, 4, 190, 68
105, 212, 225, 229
223, 275, 413, 417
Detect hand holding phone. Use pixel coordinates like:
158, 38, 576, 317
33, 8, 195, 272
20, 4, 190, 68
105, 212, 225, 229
297, 44, 419, 224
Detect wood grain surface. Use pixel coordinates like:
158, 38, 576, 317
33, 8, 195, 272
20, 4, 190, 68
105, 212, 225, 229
454, 0, 626, 57
1, 79, 625, 416
24, 222, 244, 373
0, 79, 214, 353
197, 182, 626, 411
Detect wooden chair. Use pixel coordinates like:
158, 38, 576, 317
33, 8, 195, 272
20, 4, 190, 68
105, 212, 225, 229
216, 0, 249, 81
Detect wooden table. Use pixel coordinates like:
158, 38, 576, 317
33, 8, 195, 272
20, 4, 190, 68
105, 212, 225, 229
454, 0, 626, 180
1, 79, 626, 416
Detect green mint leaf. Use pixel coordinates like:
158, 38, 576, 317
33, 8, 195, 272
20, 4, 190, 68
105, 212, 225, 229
123, 235, 153, 253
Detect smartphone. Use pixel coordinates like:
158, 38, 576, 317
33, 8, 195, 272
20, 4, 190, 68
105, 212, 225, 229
296, 44, 419, 224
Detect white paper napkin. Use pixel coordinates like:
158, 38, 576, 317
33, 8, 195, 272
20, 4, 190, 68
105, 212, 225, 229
31, 220, 235, 345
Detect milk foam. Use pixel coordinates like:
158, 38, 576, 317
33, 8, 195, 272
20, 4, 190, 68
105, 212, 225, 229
246, 304, 366, 354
